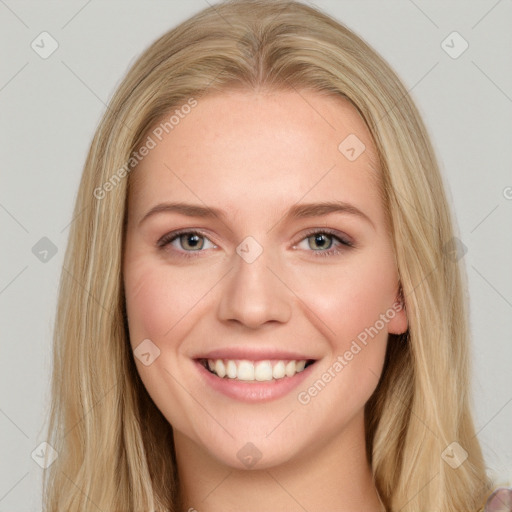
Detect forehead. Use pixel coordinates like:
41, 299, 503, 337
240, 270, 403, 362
127, 89, 383, 226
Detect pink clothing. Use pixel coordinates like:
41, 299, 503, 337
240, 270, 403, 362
483, 487, 512, 512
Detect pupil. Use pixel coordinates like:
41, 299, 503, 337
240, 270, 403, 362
183, 233, 202, 250
312, 234, 330, 250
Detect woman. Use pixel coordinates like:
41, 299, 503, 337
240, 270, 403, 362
42, 0, 508, 510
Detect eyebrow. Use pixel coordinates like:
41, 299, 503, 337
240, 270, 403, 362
138, 200, 375, 229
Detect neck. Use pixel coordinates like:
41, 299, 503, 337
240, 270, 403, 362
174, 411, 385, 512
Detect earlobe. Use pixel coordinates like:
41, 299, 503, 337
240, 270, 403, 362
387, 286, 408, 335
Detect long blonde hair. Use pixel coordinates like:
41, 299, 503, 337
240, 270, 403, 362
43, 1, 493, 510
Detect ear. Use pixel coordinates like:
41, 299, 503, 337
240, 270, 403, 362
387, 284, 408, 335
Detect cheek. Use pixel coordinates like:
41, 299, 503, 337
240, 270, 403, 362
124, 265, 174, 346
292, 251, 397, 348
123, 258, 214, 431
124, 258, 213, 346
290, 248, 397, 413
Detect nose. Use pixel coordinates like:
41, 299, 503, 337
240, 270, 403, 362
217, 244, 292, 329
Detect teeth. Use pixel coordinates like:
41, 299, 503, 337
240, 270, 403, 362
237, 360, 255, 381
285, 361, 296, 377
272, 361, 285, 379
215, 359, 226, 378
254, 361, 273, 381
205, 358, 311, 381
226, 360, 237, 379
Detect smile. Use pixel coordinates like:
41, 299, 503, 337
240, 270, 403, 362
194, 356, 317, 403
199, 358, 315, 382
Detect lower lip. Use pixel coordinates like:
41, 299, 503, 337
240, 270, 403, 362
194, 360, 315, 403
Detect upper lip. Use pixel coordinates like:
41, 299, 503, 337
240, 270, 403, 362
193, 347, 318, 361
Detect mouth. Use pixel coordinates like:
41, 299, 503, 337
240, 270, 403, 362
196, 357, 317, 382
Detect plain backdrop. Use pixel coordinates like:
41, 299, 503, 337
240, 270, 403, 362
1, 1, 511, 510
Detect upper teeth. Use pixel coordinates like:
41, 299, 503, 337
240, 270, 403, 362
207, 359, 308, 381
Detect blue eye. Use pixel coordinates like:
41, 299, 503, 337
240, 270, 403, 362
157, 229, 353, 259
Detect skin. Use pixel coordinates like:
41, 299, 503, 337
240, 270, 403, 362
123, 88, 408, 512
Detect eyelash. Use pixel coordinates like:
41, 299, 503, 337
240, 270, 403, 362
157, 228, 354, 260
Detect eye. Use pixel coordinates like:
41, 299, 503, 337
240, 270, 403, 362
294, 229, 354, 258
157, 230, 216, 257
157, 228, 353, 259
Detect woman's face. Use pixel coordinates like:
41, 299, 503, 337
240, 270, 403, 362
123, 89, 407, 470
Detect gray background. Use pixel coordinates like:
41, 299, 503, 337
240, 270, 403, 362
1, 1, 511, 509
